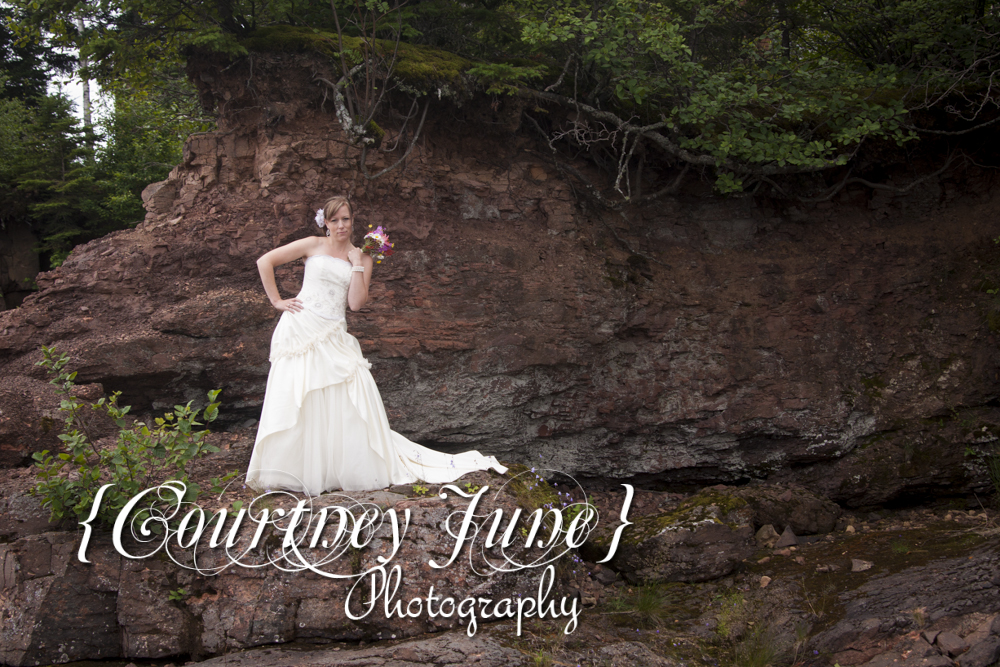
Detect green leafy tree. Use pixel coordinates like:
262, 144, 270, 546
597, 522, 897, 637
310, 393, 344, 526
2, 88, 203, 268
10, 0, 1000, 207
12, 0, 325, 92
0, 77, 33, 225
21, 90, 209, 262
510, 0, 997, 198
2, 0, 214, 269
0, 5, 76, 265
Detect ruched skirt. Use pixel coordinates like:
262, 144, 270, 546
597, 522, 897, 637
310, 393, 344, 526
246, 309, 506, 494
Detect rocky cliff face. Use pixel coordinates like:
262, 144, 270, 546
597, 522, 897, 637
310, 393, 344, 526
1, 50, 999, 505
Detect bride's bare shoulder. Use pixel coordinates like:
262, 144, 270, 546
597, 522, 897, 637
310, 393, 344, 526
295, 235, 328, 256
259, 235, 324, 266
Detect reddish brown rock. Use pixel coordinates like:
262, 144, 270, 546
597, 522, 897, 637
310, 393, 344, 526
935, 631, 969, 657
0, 484, 547, 665
810, 545, 1000, 664
755, 524, 780, 548
0, 532, 120, 666
0, 376, 63, 467
0, 375, 112, 467
178, 631, 526, 667
0, 471, 52, 542
774, 525, 799, 548
950, 615, 1000, 667
962, 636, 1000, 667
0, 50, 998, 508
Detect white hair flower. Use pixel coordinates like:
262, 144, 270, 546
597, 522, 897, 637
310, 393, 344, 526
314, 209, 325, 228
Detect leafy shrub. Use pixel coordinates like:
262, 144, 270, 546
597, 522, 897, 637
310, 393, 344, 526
32, 345, 224, 527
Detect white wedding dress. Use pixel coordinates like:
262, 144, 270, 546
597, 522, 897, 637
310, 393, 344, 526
246, 255, 507, 495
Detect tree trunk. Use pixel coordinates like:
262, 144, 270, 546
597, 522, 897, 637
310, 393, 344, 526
76, 17, 91, 128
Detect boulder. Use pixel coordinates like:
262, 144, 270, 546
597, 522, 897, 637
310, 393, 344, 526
179, 631, 526, 667
755, 524, 779, 548
958, 615, 1000, 667
810, 545, 1000, 664
587, 488, 756, 584
773, 525, 799, 548
935, 631, 969, 657
149, 287, 276, 339
1, 51, 999, 507
0, 472, 53, 542
962, 637, 1000, 667
729, 484, 842, 534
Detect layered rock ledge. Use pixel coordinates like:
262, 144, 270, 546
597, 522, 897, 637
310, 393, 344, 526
1, 46, 999, 504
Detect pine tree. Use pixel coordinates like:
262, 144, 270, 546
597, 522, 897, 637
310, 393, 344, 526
15, 95, 103, 267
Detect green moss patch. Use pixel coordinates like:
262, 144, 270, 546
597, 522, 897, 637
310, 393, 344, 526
653, 489, 750, 531
592, 489, 750, 548
239, 25, 473, 91
502, 463, 560, 511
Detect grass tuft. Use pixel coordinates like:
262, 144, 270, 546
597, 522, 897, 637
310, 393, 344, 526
605, 584, 673, 628
732, 625, 784, 667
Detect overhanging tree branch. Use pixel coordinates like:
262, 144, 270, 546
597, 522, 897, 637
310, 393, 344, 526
520, 88, 858, 177
525, 113, 687, 212
757, 151, 962, 203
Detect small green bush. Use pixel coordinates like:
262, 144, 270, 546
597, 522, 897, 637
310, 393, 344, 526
32, 345, 223, 527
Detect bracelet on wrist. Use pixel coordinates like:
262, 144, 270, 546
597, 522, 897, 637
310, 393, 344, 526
351, 265, 365, 273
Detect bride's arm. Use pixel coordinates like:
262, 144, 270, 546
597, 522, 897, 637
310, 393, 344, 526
257, 238, 316, 312
346, 248, 373, 311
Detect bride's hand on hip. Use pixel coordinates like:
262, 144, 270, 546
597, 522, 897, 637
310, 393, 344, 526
272, 297, 303, 313
348, 247, 363, 267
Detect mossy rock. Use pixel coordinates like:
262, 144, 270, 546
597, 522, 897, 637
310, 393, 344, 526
239, 26, 473, 92
500, 463, 562, 514
624, 490, 751, 545
240, 25, 343, 59
585, 488, 751, 553
581, 488, 756, 584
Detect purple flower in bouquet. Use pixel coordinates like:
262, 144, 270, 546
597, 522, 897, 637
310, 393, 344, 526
362, 226, 395, 263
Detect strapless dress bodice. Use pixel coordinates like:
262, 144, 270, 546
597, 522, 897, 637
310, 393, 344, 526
296, 255, 352, 320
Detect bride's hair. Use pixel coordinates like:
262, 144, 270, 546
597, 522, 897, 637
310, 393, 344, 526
319, 196, 353, 237
323, 197, 353, 222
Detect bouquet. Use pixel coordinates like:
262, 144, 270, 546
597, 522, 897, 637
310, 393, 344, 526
362, 225, 394, 264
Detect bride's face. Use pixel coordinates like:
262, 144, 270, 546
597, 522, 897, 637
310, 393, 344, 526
327, 205, 352, 241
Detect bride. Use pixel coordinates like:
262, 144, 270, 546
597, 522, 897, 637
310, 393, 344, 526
246, 196, 507, 494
